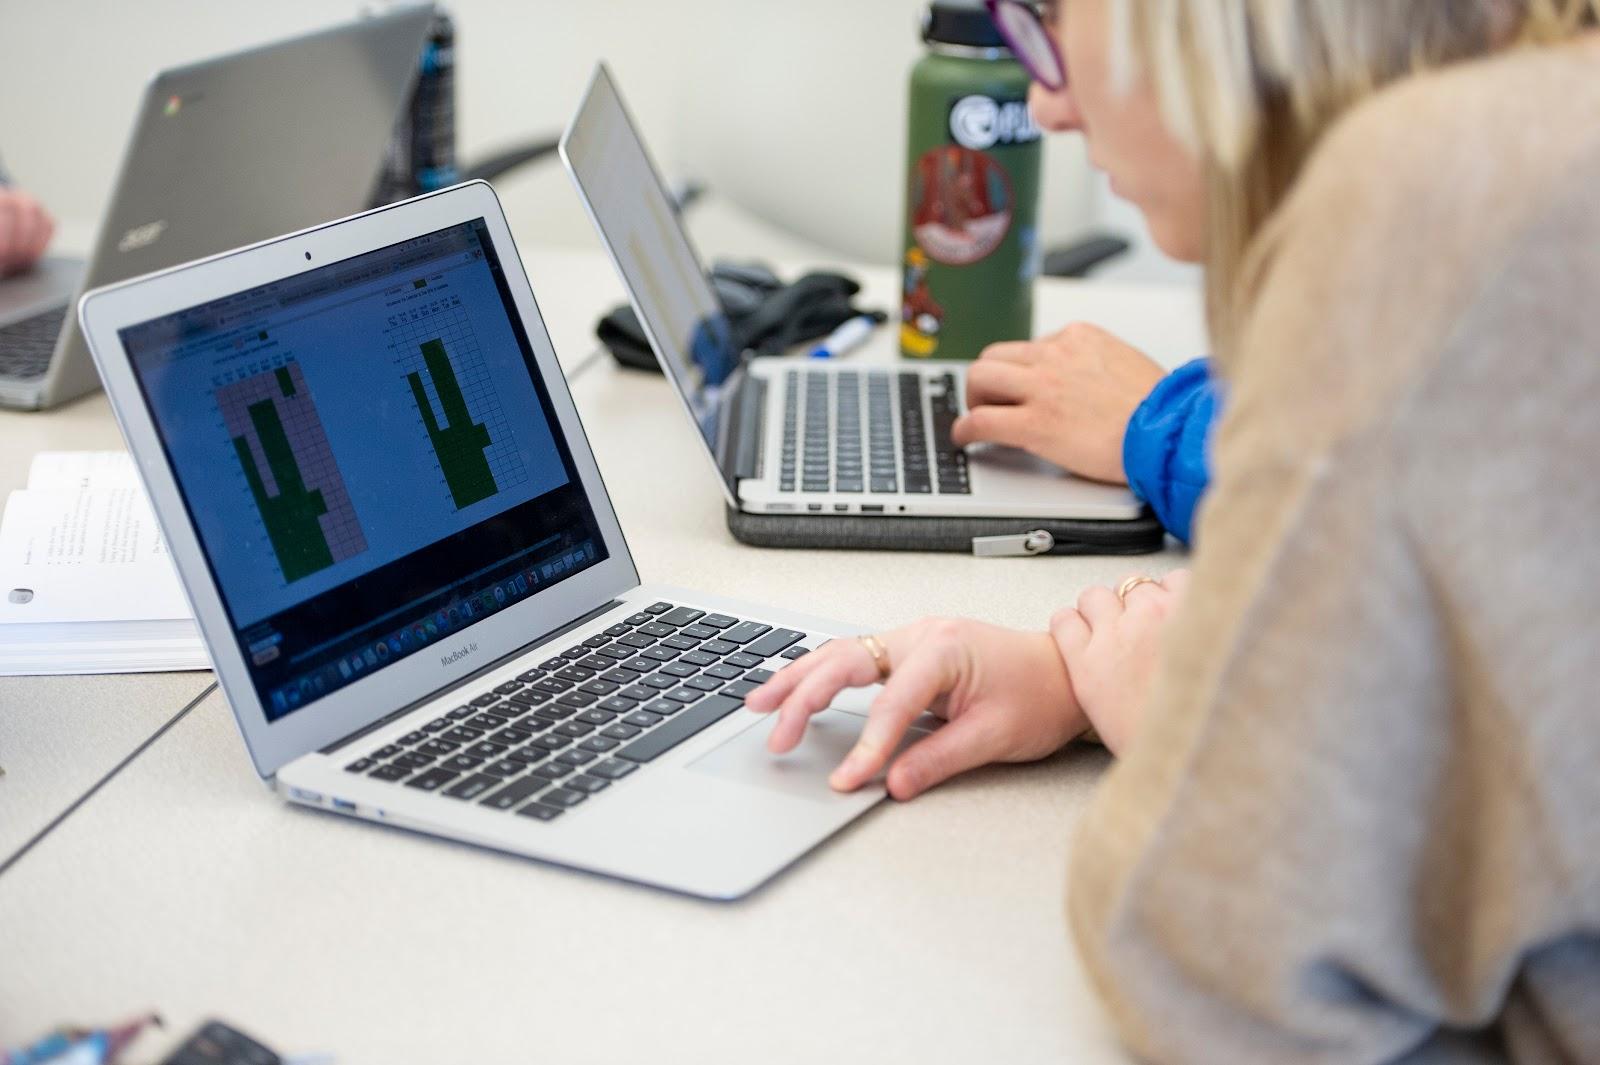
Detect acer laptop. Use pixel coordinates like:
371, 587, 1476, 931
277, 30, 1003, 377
561, 64, 1144, 521
0, 5, 434, 411
79, 181, 901, 900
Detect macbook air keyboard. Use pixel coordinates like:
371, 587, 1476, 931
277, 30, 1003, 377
0, 303, 67, 381
343, 601, 816, 821
778, 369, 969, 496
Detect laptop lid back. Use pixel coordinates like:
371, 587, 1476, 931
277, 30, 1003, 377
79, 182, 639, 778
46, 6, 434, 405
560, 64, 742, 506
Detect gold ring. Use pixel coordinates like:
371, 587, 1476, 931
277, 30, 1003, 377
1115, 575, 1160, 604
858, 634, 891, 681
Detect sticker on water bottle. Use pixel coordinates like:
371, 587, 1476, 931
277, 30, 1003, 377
908, 144, 1014, 266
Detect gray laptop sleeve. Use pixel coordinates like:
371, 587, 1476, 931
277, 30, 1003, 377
725, 506, 1168, 557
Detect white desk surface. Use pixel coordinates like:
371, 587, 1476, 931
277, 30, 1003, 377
0, 241, 1206, 1063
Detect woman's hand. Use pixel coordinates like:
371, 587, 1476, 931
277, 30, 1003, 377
951, 322, 1167, 484
1051, 570, 1190, 755
745, 618, 1091, 800
0, 187, 55, 277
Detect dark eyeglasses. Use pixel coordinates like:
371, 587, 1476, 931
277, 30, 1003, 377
983, 0, 1067, 91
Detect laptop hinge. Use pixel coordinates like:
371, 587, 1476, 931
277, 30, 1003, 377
318, 598, 625, 755
716, 366, 765, 485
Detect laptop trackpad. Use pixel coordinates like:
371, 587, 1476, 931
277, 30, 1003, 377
688, 709, 933, 802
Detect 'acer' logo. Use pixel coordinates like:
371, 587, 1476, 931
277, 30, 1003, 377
440, 643, 477, 668
117, 220, 167, 253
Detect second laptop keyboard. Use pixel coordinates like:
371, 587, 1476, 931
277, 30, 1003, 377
778, 369, 970, 495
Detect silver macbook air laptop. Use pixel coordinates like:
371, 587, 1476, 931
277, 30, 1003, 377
79, 181, 900, 900
0, 5, 434, 411
561, 64, 1144, 521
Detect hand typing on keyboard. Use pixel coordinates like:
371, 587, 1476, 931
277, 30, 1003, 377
745, 617, 1092, 801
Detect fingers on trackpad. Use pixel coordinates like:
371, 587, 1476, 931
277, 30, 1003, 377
688, 708, 937, 801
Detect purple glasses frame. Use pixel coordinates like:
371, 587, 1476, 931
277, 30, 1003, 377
983, 0, 1067, 91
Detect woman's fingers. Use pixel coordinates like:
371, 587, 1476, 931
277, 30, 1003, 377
964, 358, 1034, 407
829, 640, 961, 792
883, 712, 1002, 801
764, 642, 880, 754
974, 340, 1041, 365
950, 403, 1036, 450
1076, 585, 1124, 628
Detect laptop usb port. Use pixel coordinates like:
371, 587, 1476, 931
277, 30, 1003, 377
860, 504, 884, 513
331, 798, 358, 813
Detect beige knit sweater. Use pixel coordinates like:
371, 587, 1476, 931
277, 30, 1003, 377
1066, 41, 1600, 1065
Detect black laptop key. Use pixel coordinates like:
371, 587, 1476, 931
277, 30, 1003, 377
744, 668, 776, 684
601, 723, 642, 740
554, 720, 595, 738
641, 674, 677, 690
597, 696, 635, 714
539, 787, 588, 808
685, 676, 723, 693
470, 694, 499, 708
578, 679, 618, 696
659, 662, 699, 679
703, 663, 742, 681
344, 758, 375, 773
565, 775, 610, 795
725, 652, 763, 669
580, 736, 620, 753
601, 668, 636, 685
622, 710, 664, 728
518, 669, 548, 683
624, 612, 653, 626
419, 739, 459, 758
494, 681, 524, 695
614, 632, 655, 649
557, 749, 597, 767
625, 655, 665, 671
658, 606, 706, 627
532, 734, 571, 751
578, 655, 613, 672
516, 802, 564, 821
539, 657, 567, 671
577, 710, 615, 726
584, 634, 612, 648
721, 621, 773, 644
482, 759, 524, 777
700, 614, 738, 629
593, 644, 633, 660
465, 741, 508, 759
681, 624, 719, 640
617, 685, 653, 701
720, 680, 761, 700
468, 713, 509, 731
369, 764, 410, 782
531, 762, 575, 781
532, 677, 570, 696
604, 623, 632, 637
643, 698, 683, 716
508, 745, 549, 765
392, 751, 435, 769
442, 754, 485, 773
645, 601, 674, 614
589, 760, 638, 781
661, 635, 699, 652
447, 706, 476, 720
443, 773, 501, 801
745, 628, 805, 658
563, 645, 589, 659
615, 695, 743, 764
700, 640, 738, 656
532, 704, 575, 723
479, 775, 547, 811
557, 690, 598, 708
406, 767, 464, 793
679, 650, 718, 667
492, 727, 534, 746
781, 646, 811, 660
554, 666, 595, 683
638, 622, 675, 638
422, 717, 451, 733
664, 687, 703, 703
508, 689, 551, 707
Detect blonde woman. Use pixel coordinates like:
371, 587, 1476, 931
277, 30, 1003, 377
749, 0, 1600, 1058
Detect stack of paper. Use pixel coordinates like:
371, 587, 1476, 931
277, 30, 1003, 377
0, 451, 208, 676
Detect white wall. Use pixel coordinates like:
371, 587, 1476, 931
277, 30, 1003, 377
0, 0, 1109, 267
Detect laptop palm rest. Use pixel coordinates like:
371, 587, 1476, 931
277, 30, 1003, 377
688, 707, 935, 801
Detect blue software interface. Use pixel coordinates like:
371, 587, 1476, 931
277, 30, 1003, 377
121, 219, 608, 721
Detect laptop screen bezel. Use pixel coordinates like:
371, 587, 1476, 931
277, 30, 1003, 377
559, 63, 741, 507
78, 181, 641, 779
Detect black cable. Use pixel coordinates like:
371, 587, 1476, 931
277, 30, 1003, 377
0, 681, 218, 878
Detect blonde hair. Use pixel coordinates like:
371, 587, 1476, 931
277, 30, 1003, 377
1112, 0, 1600, 353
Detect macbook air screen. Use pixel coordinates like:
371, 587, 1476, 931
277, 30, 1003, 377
120, 218, 608, 720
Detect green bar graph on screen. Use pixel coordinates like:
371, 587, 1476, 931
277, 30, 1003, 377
407, 337, 497, 509
233, 396, 334, 582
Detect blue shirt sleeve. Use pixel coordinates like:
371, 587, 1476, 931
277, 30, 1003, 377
1121, 358, 1218, 545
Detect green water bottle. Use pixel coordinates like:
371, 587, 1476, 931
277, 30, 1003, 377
901, 1, 1042, 360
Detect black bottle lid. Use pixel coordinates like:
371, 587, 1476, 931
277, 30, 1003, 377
922, 2, 1008, 49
